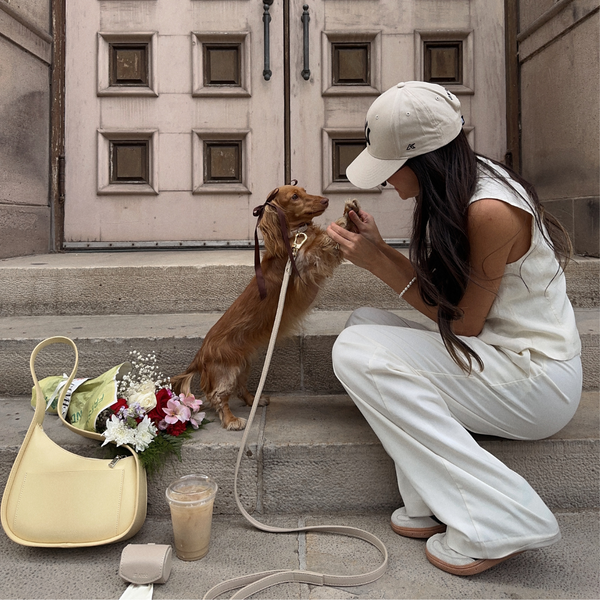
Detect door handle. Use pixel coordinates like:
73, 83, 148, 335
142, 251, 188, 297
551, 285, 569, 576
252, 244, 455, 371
301, 4, 310, 80
263, 1, 274, 81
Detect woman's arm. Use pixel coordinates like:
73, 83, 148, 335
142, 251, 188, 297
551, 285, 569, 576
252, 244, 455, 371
327, 200, 531, 335
453, 198, 531, 336
326, 209, 438, 321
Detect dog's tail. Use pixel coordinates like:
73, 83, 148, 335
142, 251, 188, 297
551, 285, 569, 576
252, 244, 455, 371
170, 370, 195, 396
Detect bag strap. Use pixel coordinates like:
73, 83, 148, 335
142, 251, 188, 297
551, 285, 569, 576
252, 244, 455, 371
30, 337, 79, 430
30, 336, 108, 442
202, 259, 388, 599
6, 336, 82, 489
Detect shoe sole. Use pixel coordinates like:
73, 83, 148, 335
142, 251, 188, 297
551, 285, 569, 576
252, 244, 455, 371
425, 548, 524, 576
391, 520, 447, 539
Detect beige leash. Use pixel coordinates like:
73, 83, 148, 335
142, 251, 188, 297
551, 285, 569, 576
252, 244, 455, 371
203, 238, 388, 599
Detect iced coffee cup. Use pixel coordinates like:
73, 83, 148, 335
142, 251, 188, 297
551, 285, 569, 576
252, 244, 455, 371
166, 474, 218, 561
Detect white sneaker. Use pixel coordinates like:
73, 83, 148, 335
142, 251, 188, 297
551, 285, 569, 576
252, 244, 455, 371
426, 533, 523, 576
390, 507, 446, 539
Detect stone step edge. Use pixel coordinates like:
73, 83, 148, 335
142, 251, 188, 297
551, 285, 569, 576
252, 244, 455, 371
1, 393, 597, 516
1, 309, 597, 395
1, 307, 597, 339
1, 250, 597, 270
1, 252, 598, 317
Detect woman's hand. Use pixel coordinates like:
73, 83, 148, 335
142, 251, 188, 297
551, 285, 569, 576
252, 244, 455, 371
327, 209, 384, 272
328, 208, 428, 320
347, 209, 385, 248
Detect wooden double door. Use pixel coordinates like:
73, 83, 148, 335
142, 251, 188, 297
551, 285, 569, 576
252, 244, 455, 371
64, 0, 506, 248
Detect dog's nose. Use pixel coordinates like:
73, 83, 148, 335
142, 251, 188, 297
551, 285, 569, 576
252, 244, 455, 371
321, 197, 329, 206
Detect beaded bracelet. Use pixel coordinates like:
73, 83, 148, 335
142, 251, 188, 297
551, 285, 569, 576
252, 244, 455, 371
399, 276, 417, 299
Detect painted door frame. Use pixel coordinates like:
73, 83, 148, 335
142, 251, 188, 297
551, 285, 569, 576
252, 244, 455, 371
504, 0, 520, 173
50, 0, 66, 252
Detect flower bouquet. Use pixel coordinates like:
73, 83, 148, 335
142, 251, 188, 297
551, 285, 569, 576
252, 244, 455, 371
95, 351, 209, 476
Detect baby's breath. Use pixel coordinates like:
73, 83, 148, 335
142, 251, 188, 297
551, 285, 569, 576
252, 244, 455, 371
117, 351, 170, 399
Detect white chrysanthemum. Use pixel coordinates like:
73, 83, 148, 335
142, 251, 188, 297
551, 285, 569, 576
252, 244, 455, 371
127, 380, 157, 410
132, 416, 157, 452
102, 415, 136, 447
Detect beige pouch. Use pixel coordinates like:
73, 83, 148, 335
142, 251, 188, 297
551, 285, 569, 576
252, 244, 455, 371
119, 544, 173, 585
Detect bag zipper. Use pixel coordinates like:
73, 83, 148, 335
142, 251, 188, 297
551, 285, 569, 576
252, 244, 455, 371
109, 455, 127, 468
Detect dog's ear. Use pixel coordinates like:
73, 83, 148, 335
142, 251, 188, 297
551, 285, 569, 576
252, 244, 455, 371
259, 204, 288, 256
265, 187, 279, 204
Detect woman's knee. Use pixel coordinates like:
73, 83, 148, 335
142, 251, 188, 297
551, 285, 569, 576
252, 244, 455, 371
344, 307, 405, 328
345, 307, 432, 330
345, 307, 378, 328
332, 328, 354, 370
332, 327, 367, 384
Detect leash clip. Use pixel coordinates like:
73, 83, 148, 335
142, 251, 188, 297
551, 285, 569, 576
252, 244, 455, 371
292, 232, 308, 256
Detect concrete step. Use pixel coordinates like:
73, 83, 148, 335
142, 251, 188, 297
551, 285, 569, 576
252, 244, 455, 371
0, 250, 598, 316
1, 251, 597, 598
0, 308, 598, 396
2, 510, 598, 599
1, 392, 598, 518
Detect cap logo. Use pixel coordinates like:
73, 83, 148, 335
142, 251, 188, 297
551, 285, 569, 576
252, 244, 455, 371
406, 143, 416, 151
364, 122, 371, 146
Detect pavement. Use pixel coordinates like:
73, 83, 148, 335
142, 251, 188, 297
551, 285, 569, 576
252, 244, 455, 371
1, 510, 598, 599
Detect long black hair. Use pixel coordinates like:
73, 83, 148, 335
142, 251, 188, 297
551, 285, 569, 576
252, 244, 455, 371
405, 129, 572, 373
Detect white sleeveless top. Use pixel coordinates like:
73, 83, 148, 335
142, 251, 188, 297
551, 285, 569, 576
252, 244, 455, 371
470, 158, 581, 366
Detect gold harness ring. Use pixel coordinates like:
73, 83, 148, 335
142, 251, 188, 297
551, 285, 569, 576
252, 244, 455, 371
292, 232, 308, 256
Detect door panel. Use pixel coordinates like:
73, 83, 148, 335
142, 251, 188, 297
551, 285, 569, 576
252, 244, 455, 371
64, 0, 506, 247
65, 0, 285, 245
290, 0, 409, 238
289, 0, 506, 241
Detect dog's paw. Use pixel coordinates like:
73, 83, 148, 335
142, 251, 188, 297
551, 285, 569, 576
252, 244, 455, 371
240, 391, 270, 407
225, 416, 247, 431
344, 198, 361, 216
335, 199, 361, 233
257, 394, 270, 407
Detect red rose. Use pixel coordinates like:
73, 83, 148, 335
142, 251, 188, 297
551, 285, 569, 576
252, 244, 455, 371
147, 387, 173, 425
156, 387, 172, 404
165, 420, 187, 437
111, 398, 129, 414
147, 406, 164, 424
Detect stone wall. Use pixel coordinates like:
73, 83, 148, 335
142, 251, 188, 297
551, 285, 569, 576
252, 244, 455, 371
519, 0, 599, 256
0, 0, 52, 258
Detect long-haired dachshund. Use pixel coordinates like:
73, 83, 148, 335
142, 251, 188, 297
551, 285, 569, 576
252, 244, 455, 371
171, 185, 359, 430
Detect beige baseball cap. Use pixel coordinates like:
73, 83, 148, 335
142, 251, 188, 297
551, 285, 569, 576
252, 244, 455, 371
346, 81, 464, 189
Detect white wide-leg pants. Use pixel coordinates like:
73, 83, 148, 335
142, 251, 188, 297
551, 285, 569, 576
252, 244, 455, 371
332, 308, 582, 559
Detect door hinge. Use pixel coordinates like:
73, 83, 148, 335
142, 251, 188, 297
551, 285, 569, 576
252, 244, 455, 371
58, 155, 65, 204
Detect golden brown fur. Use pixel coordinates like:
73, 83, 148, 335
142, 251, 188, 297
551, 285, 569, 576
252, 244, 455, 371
171, 185, 359, 430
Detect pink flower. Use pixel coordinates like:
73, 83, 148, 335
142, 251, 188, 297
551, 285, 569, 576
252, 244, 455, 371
163, 399, 191, 424
189, 411, 206, 429
179, 393, 202, 412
